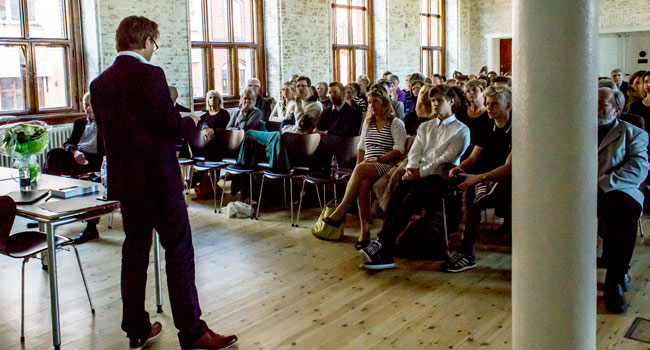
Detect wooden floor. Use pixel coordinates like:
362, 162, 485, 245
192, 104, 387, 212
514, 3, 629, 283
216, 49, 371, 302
1, 191, 649, 350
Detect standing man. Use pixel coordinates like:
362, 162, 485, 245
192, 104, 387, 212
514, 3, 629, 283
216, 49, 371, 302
90, 16, 237, 350
611, 68, 628, 96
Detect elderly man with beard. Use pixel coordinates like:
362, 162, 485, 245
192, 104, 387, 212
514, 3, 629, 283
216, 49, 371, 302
596, 87, 649, 314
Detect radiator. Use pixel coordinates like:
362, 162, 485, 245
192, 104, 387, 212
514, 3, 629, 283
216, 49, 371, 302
0, 123, 74, 168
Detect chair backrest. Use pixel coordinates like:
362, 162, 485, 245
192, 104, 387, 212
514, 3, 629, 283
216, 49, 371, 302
0, 196, 17, 256
213, 129, 245, 160
282, 133, 321, 169
319, 134, 360, 171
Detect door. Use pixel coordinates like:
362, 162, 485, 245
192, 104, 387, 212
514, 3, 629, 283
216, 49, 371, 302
499, 38, 512, 75
624, 31, 650, 76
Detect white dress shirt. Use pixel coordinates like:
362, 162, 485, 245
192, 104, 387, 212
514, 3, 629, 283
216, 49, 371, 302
406, 114, 470, 177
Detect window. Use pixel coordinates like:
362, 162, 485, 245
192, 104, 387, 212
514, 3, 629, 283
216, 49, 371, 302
190, 0, 265, 107
332, 0, 373, 85
420, 0, 444, 78
0, 0, 83, 116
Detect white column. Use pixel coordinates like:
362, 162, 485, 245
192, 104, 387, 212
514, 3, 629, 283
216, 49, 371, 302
512, 1, 598, 349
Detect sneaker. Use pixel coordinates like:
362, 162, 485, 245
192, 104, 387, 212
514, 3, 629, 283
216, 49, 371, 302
129, 322, 162, 350
441, 253, 476, 273
359, 240, 382, 263
360, 252, 396, 270
473, 181, 498, 206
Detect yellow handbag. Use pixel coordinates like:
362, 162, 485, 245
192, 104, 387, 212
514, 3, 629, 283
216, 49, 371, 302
311, 201, 345, 241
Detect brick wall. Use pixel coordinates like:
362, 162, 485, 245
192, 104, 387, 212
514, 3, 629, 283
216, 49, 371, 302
92, 0, 193, 107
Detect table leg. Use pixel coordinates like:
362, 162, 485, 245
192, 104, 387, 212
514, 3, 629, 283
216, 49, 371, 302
45, 223, 61, 349
153, 232, 163, 313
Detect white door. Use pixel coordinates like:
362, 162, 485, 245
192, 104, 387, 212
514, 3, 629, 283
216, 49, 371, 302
623, 31, 650, 77
598, 34, 621, 77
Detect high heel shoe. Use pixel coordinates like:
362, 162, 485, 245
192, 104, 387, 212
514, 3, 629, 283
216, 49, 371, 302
355, 235, 370, 249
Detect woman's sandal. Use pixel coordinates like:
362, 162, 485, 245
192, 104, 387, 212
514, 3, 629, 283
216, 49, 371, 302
322, 216, 345, 227
355, 238, 370, 250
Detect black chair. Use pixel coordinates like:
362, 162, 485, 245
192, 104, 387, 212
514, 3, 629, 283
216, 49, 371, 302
295, 135, 361, 227
0, 196, 94, 343
255, 133, 321, 224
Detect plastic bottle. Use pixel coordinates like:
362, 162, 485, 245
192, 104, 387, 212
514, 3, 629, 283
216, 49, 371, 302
331, 155, 339, 180
19, 165, 31, 192
100, 156, 108, 199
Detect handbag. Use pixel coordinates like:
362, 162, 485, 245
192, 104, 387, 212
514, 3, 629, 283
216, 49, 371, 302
311, 200, 345, 241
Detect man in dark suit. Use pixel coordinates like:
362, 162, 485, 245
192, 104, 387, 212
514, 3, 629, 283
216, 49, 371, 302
90, 16, 237, 350
611, 68, 628, 96
43, 92, 103, 243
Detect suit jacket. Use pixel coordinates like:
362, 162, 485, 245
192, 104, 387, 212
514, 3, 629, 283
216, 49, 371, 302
90, 55, 183, 201
255, 96, 272, 123
618, 81, 629, 97
174, 102, 191, 112
598, 119, 650, 206
63, 116, 104, 156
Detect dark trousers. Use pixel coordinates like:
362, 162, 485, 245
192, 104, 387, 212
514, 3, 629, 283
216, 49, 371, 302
378, 174, 448, 256
43, 148, 102, 177
457, 177, 512, 256
598, 190, 641, 286
119, 190, 208, 346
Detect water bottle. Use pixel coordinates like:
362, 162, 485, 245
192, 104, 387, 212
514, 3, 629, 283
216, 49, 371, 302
330, 155, 339, 180
19, 165, 31, 192
100, 156, 108, 199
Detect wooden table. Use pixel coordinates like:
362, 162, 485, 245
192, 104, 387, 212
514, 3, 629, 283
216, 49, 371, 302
0, 168, 119, 350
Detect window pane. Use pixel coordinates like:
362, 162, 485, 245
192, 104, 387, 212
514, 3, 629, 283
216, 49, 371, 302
420, 0, 427, 14
351, 9, 365, 45
233, 0, 253, 42
190, 0, 204, 41
34, 46, 68, 109
335, 7, 349, 45
27, 0, 66, 39
430, 18, 439, 46
351, 0, 364, 6
421, 50, 430, 78
338, 49, 349, 85
0, 45, 26, 112
429, 0, 439, 15
334, 0, 348, 4
0, 0, 22, 37
191, 48, 205, 98
432, 50, 441, 74
354, 49, 366, 77
237, 48, 255, 94
420, 16, 427, 46
208, 0, 229, 42
212, 48, 230, 95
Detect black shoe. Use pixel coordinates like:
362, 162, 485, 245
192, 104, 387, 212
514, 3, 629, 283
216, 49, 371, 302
604, 283, 627, 314
74, 225, 99, 244
323, 216, 345, 227
359, 241, 395, 270
473, 181, 498, 206
441, 253, 476, 273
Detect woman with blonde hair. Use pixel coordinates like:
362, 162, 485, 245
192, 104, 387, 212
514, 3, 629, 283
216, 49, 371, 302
316, 89, 407, 248
270, 81, 297, 124
403, 83, 434, 135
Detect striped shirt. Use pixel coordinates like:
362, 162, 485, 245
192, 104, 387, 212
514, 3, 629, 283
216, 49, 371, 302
363, 121, 398, 160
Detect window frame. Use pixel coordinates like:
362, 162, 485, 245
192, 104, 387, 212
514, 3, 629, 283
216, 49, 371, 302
331, 0, 374, 84
191, 0, 266, 110
420, 0, 445, 77
0, 0, 85, 122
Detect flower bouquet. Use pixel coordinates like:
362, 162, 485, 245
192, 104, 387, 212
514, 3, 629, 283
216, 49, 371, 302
0, 120, 52, 183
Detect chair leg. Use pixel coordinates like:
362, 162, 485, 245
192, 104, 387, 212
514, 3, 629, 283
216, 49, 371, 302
315, 184, 322, 210
209, 169, 217, 213
296, 180, 307, 227
188, 165, 195, 195
72, 244, 95, 314
256, 176, 265, 220
283, 178, 287, 209
108, 213, 114, 229
442, 197, 449, 249
219, 172, 228, 214
334, 182, 338, 206
290, 178, 294, 226
21, 259, 26, 342
323, 185, 327, 206
249, 173, 254, 219
639, 218, 644, 237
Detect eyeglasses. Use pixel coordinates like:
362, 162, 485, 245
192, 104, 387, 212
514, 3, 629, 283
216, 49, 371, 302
296, 84, 309, 88
150, 37, 159, 51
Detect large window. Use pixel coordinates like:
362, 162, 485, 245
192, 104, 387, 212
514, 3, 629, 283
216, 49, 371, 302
190, 0, 265, 107
420, 0, 444, 78
332, 0, 372, 85
0, 0, 83, 116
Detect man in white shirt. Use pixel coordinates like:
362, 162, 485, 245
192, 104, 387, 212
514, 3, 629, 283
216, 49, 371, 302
283, 76, 322, 134
360, 85, 470, 270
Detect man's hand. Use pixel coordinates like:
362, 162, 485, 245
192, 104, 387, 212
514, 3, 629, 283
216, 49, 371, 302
449, 166, 464, 179
402, 168, 421, 181
456, 173, 482, 191
73, 150, 87, 165
390, 88, 398, 101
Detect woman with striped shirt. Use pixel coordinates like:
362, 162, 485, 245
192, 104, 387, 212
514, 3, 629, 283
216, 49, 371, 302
318, 89, 407, 248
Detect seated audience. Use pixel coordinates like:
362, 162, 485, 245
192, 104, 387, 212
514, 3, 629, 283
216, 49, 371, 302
247, 78, 272, 122
457, 80, 494, 159
287, 76, 323, 133
376, 79, 404, 119
478, 65, 488, 76
450, 86, 469, 125
478, 75, 490, 88
432, 74, 445, 86
445, 79, 457, 87
403, 83, 434, 135
403, 74, 413, 113
596, 87, 649, 313
611, 68, 627, 95
629, 72, 650, 125
491, 76, 512, 89
170, 86, 191, 112
43, 92, 103, 243
407, 74, 425, 113
350, 82, 368, 115
357, 74, 370, 97
317, 82, 362, 137
389, 74, 406, 102
487, 71, 498, 80
382, 71, 392, 80
316, 89, 407, 248
316, 81, 332, 110
456, 75, 470, 90
345, 83, 367, 117
625, 70, 646, 112
290, 74, 300, 84
443, 85, 513, 273
270, 82, 296, 123
360, 85, 470, 269
227, 88, 263, 131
